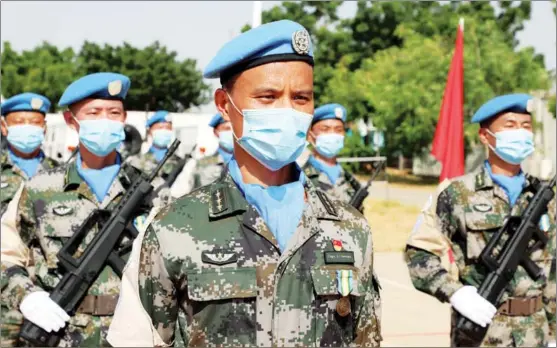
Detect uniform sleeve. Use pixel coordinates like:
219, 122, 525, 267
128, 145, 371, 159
1, 186, 43, 310
352, 224, 381, 347
405, 189, 464, 303
138, 223, 180, 345
543, 198, 556, 338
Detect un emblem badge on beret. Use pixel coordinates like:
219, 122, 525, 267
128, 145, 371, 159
335, 107, 343, 119
292, 29, 310, 55
30, 98, 43, 110
108, 80, 123, 96
526, 99, 534, 113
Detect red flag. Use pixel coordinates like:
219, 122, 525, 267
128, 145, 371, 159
431, 19, 465, 182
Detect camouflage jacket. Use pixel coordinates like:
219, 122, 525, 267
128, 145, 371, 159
138, 171, 382, 347
1, 161, 153, 347
192, 153, 226, 189
303, 159, 360, 203
405, 166, 556, 347
0, 151, 59, 215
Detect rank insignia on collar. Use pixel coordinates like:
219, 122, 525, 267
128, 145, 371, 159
201, 249, 238, 266
1, 182, 8, 189
52, 205, 74, 216
211, 187, 227, 214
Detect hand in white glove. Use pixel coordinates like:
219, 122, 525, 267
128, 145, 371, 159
19, 291, 70, 332
547, 341, 556, 347
449, 286, 497, 328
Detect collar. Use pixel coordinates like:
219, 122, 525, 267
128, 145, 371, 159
64, 152, 128, 191
476, 161, 534, 191
209, 160, 339, 222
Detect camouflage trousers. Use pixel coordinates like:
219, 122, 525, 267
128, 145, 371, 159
450, 309, 550, 347
1, 305, 23, 347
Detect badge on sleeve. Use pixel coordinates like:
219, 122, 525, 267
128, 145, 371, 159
539, 213, 551, 232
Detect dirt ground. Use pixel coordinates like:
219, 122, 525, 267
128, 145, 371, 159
375, 252, 451, 347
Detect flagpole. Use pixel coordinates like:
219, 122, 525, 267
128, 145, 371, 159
253, 1, 262, 28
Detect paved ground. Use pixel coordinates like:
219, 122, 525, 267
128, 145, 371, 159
375, 252, 451, 347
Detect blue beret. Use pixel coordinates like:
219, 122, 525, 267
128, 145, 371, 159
146, 110, 171, 128
58, 72, 131, 107
471, 93, 534, 124
208, 113, 225, 128
1, 93, 51, 116
204, 20, 314, 80
313, 103, 347, 124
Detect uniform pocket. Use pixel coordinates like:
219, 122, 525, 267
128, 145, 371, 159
187, 267, 257, 301
185, 267, 258, 346
464, 211, 503, 261
311, 266, 361, 347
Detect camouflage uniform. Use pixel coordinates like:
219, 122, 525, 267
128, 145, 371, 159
303, 159, 360, 203
0, 151, 59, 215
192, 153, 226, 189
1, 160, 153, 347
1, 151, 59, 347
405, 166, 556, 347
137, 172, 382, 347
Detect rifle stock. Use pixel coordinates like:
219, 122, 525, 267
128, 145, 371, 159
454, 175, 556, 346
19, 140, 181, 347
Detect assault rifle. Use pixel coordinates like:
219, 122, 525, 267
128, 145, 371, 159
454, 174, 556, 346
348, 159, 385, 211
155, 153, 191, 195
19, 140, 181, 347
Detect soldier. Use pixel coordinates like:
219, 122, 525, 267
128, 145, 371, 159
0, 93, 59, 346
191, 112, 232, 189
0, 72, 156, 347
126, 110, 185, 195
405, 94, 556, 347
118, 19, 382, 347
0, 93, 59, 214
303, 103, 361, 203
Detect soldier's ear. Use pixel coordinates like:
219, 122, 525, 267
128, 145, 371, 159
0, 118, 8, 137
214, 88, 230, 122
478, 127, 490, 147
63, 110, 79, 132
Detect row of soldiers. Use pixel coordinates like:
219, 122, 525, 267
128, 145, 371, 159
0, 19, 555, 347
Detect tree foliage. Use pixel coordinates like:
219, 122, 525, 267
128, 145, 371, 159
242, 0, 551, 158
1, 41, 209, 111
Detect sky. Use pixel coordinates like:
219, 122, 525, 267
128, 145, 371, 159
2, 1, 556, 113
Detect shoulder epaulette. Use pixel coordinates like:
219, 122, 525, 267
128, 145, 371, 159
316, 190, 337, 217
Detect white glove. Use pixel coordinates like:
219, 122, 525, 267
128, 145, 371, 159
548, 341, 556, 347
449, 286, 497, 328
19, 291, 70, 332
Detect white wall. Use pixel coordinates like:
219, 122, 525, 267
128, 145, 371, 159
43, 111, 217, 161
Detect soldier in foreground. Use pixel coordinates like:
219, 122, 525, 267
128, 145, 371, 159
123, 20, 381, 347
303, 103, 361, 203
0, 72, 157, 347
0, 93, 60, 346
406, 94, 556, 347
126, 110, 185, 199
192, 112, 233, 189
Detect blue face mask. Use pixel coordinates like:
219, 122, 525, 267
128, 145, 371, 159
218, 130, 234, 152
314, 133, 345, 159
7, 125, 45, 154
487, 128, 534, 165
77, 118, 125, 157
152, 129, 173, 148
228, 94, 312, 171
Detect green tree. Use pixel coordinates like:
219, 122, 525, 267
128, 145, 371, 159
1, 41, 77, 108
548, 95, 556, 118
76, 41, 210, 111
326, 16, 550, 158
